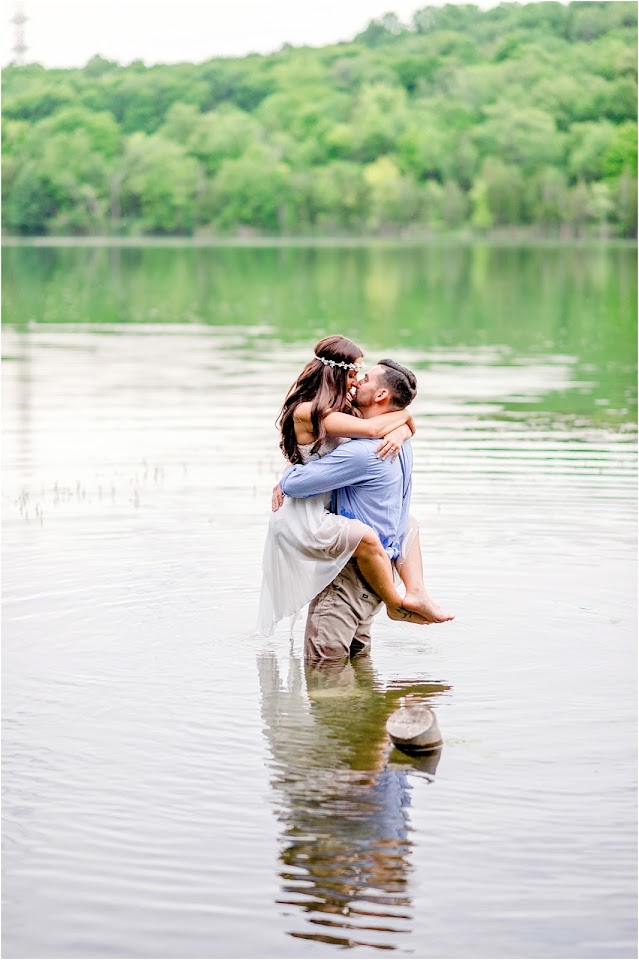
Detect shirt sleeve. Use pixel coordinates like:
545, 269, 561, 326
281, 443, 370, 499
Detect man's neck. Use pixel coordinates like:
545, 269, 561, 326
360, 402, 402, 419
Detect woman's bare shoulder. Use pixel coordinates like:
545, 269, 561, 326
292, 402, 316, 445
293, 401, 313, 422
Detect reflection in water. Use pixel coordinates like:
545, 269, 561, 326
3, 243, 636, 424
257, 651, 449, 950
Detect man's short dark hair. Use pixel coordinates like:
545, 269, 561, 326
377, 359, 418, 408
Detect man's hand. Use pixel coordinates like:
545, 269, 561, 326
375, 423, 412, 461
271, 483, 284, 512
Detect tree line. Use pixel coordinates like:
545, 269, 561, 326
2, 1, 637, 238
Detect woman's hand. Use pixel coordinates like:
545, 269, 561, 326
271, 483, 285, 512
375, 424, 412, 461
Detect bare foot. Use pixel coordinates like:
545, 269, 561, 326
387, 604, 428, 625
403, 591, 454, 624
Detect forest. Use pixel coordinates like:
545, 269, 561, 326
2, 1, 637, 238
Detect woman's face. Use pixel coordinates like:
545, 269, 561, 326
347, 357, 364, 392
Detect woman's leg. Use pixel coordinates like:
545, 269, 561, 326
396, 535, 454, 623
353, 530, 427, 624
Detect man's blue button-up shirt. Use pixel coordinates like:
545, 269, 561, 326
280, 438, 413, 560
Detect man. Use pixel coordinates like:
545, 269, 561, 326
280, 359, 449, 661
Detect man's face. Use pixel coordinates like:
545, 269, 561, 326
352, 365, 384, 409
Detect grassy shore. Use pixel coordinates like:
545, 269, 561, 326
2, 232, 636, 248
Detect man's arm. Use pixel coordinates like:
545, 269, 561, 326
281, 442, 371, 499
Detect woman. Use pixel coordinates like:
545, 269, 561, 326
257, 335, 453, 636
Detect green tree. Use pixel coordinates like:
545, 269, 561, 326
355, 12, 407, 46
480, 158, 527, 225
3, 77, 77, 122
568, 2, 623, 42
601, 77, 638, 123
363, 155, 422, 229
3, 163, 57, 234
83, 56, 119, 78
440, 179, 469, 228
527, 167, 569, 229
351, 83, 410, 161
95, 69, 208, 134
160, 103, 202, 143
187, 106, 263, 176
211, 144, 290, 231
612, 169, 638, 236
568, 121, 616, 181
530, 73, 611, 129
421, 179, 445, 227
561, 180, 591, 237
121, 133, 202, 233
1, 118, 30, 208
36, 106, 122, 158
5, 124, 115, 234
199, 57, 275, 112
312, 161, 370, 230
474, 102, 564, 172
398, 119, 450, 180
589, 181, 614, 237
603, 122, 638, 178
469, 178, 493, 231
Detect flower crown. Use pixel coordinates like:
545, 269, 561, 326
315, 355, 364, 371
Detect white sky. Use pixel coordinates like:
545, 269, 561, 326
3, 0, 514, 69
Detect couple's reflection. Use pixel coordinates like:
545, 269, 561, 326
257, 650, 450, 950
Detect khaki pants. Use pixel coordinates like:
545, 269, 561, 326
304, 559, 384, 661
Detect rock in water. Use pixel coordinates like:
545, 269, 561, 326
386, 703, 442, 754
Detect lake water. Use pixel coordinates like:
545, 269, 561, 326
2, 243, 637, 959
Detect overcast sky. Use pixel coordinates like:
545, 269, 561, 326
3, 0, 516, 69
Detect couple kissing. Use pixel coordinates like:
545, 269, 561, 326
258, 334, 453, 661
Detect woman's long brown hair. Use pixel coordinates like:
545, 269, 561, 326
278, 335, 364, 464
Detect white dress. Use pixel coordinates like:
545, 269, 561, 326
257, 437, 370, 637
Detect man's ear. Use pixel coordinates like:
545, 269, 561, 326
374, 387, 390, 403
